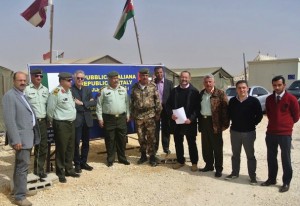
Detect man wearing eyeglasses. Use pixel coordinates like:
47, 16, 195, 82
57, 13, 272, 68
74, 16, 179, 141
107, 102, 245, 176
47, 72, 78, 183
25, 69, 49, 180
71, 70, 96, 173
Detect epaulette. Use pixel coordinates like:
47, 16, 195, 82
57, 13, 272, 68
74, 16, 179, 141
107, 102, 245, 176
97, 87, 106, 97
52, 88, 60, 96
150, 82, 157, 86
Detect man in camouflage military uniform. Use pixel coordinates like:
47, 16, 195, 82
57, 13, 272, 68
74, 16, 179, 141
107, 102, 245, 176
130, 68, 162, 167
96, 71, 130, 167
25, 69, 49, 179
47, 72, 79, 183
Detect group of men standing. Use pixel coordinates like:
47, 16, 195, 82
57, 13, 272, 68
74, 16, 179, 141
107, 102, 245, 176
3, 70, 96, 205
2, 67, 299, 205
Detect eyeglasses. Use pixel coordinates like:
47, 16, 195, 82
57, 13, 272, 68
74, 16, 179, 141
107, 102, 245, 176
76, 77, 84, 81
63, 79, 72, 82
35, 74, 43, 78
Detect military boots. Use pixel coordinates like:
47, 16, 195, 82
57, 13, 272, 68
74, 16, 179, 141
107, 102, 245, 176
137, 152, 148, 164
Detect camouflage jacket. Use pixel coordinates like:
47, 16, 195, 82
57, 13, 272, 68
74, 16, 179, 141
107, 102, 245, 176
130, 82, 162, 120
198, 87, 229, 134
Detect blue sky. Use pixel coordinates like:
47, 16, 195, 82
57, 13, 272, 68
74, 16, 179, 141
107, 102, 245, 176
0, 0, 299, 75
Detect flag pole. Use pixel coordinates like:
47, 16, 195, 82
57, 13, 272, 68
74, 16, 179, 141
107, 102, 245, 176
132, 16, 143, 64
49, 1, 54, 63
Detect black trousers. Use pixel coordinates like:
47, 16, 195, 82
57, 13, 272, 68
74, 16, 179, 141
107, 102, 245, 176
155, 109, 171, 153
265, 134, 293, 185
74, 122, 90, 166
174, 126, 198, 164
103, 113, 128, 164
34, 118, 48, 175
53, 120, 75, 178
201, 116, 223, 172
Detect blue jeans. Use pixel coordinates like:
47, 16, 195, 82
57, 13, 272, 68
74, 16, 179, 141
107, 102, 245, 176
265, 134, 292, 185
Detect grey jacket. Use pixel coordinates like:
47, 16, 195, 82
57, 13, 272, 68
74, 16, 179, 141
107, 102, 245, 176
2, 88, 40, 149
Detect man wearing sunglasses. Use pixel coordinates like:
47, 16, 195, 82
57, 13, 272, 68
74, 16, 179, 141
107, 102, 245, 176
47, 72, 78, 183
25, 69, 49, 180
71, 70, 96, 173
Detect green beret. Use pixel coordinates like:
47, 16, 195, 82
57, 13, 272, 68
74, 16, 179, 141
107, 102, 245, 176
107, 71, 119, 78
139, 68, 149, 74
58, 72, 72, 79
30, 69, 42, 74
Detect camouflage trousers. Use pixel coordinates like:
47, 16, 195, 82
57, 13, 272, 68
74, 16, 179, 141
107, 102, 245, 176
135, 117, 156, 156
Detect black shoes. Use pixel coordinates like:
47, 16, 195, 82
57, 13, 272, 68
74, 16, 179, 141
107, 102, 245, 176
119, 160, 130, 165
59, 177, 67, 183
215, 171, 222, 178
164, 150, 171, 155
65, 172, 80, 178
279, 184, 289, 193
149, 155, 157, 167
137, 152, 148, 165
261, 179, 277, 186
107, 162, 113, 167
34, 172, 47, 179
81, 163, 93, 171
199, 166, 214, 172
75, 165, 82, 173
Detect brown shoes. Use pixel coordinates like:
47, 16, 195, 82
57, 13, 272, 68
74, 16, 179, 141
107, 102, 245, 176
172, 163, 185, 169
191, 164, 198, 172
14, 198, 32, 206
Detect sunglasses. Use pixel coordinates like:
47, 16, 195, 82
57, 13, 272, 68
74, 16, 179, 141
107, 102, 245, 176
77, 77, 84, 80
35, 74, 43, 78
63, 78, 72, 82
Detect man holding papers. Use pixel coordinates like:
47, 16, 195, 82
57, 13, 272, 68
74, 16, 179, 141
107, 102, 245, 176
166, 71, 200, 172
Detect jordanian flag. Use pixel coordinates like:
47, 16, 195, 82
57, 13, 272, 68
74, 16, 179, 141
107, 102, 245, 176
113, 0, 135, 40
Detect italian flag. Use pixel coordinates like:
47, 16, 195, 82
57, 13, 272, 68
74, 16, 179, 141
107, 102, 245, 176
114, 0, 135, 40
21, 0, 49, 28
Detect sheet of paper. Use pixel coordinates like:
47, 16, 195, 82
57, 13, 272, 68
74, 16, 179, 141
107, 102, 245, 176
172, 107, 187, 124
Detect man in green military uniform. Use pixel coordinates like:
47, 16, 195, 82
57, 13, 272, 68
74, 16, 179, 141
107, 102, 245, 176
96, 71, 130, 167
25, 69, 49, 179
47, 72, 79, 183
130, 68, 162, 167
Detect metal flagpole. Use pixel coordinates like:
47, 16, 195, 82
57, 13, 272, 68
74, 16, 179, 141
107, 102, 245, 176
132, 16, 143, 64
243, 53, 247, 81
49, 0, 54, 63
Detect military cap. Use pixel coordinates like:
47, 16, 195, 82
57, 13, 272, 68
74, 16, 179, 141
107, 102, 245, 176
58, 72, 72, 79
139, 68, 149, 74
107, 71, 119, 78
30, 69, 42, 74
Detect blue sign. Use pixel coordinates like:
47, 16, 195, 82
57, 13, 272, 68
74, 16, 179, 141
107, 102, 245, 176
28, 64, 161, 138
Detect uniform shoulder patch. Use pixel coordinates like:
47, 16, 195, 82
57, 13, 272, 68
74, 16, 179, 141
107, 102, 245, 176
150, 82, 157, 87
52, 88, 60, 95
97, 87, 106, 97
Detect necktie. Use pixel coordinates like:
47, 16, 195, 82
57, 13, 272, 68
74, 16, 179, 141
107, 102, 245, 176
276, 95, 281, 103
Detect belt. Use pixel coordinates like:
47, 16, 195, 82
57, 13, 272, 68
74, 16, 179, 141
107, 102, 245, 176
103, 112, 125, 118
37, 118, 46, 122
53, 119, 73, 123
202, 115, 212, 119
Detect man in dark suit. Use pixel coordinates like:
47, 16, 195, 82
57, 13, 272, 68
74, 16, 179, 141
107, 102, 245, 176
3, 71, 40, 206
166, 71, 200, 172
154, 66, 174, 154
71, 70, 97, 173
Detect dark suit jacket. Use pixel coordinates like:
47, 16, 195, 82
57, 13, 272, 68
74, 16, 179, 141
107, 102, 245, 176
155, 78, 174, 108
2, 88, 40, 148
71, 85, 97, 128
166, 84, 200, 136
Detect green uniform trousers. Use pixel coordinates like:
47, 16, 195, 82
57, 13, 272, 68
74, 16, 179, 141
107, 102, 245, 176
103, 113, 128, 164
53, 120, 75, 178
34, 118, 48, 175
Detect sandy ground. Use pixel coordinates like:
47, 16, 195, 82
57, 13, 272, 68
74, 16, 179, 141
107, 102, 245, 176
0, 115, 300, 206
